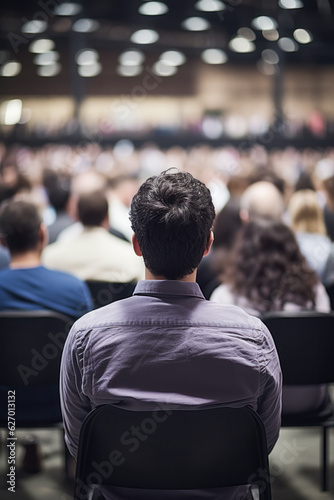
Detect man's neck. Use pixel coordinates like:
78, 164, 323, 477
10, 251, 41, 269
144, 268, 197, 282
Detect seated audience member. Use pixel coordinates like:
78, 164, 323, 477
0, 200, 92, 318
60, 171, 282, 500
43, 190, 143, 282
288, 189, 334, 286
210, 218, 330, 415
0, 200, 93, 466
240, 180, 285, 222
43, 170, 75, 244
197, 198, 243, 298
315, 158, 334, 241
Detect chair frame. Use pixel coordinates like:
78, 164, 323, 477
74, 404, 272, 500
262, 310, 334, 491
0, 310, 74, 477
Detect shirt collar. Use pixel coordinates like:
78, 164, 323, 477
133, 280, 205, 299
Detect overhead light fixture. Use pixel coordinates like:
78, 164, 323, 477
76, 49, 99, 65
152, 61, 178, 76
279, 0, 303, 8
195, 0, 225, 12
34, 51, 59, 65
0, 99, 22, 125
262, 29, 279, 41
181, 17, 211, 31
237, 27, 256, 41
37, 63, 61, 76
54, 2, 82, 16
159, 51, 186, 66
251, 16, 278, 31
0, 61, 22, 77
73, 18, 100, 33
117, 65, 143, 77
130, 29, 159, 44
29, 39, 55, 53
119, 50, 145, 66
293, 28, 313, 44
78, 62, 102, 77
201, 48, 228, 64
278, 37, 298, 52
22, 20, 47, 34
261, 49, 279, 64
138, 2, 168, 15
229, 36, 255, 53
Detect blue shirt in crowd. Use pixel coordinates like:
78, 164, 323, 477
0, 265, 93, 318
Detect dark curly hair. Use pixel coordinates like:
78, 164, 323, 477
130, 170, 215, 280
225, 218, 319, 313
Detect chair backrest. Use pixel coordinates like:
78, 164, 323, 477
75, 404, 272, 500
85, 281, 136, 309
0, 310, 73, 387
262, 311, 334, 385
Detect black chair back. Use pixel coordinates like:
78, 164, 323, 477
262, 311, 334, 385
75, 404, 272, 500
0, 310, 73, 387
85, 281, 136, 309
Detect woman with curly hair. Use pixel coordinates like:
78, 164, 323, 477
210, 217, 331, 414
210, 217, 330, 316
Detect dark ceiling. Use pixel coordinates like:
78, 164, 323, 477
0, 0, 333, 97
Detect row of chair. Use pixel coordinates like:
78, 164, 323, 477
0, 308, 333, 498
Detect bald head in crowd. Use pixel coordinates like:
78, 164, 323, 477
240, 181, 285, 222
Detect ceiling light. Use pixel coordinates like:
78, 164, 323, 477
261, 49, 279, 64
117, 65, 143, 77
201, 48, 228, 64
159, 51, 186, 66
293, 28, 313, 44
119, 50, 145, 66
29, 39, 55, 53
237, 27, 256, 41
251, 16, 278, 31
130, 29, 159, 44
76, 49, 99, 65
54, 2, 82, 15
279, 0, 303, 8
195, 0, 225, 12
22, 20, 47, 34
34, 51, 59, 65
262, 29, 279, 41
37, 63, 61, 77
0, 61, 22, 77
138, 2, 168, 15
278, 37, 298, 52
152, 61, 178, 76
229, 37, 255, 53
1, 99, 22, 125
73, 18, 100, 33
182, 17, 211, 31
78, 62, 102, 77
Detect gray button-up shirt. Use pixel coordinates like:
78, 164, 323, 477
60, 279, 281, 499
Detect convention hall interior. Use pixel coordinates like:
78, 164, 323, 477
0, 0, 334, 499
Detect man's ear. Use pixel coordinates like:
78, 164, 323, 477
240, 208, 249, 224
39, 223, 49, 249
203, 230, 214, 257
132, 233, 143, 257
